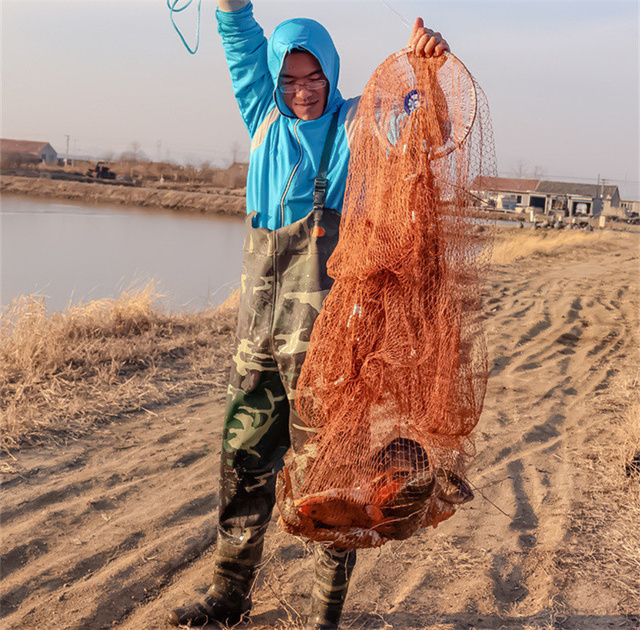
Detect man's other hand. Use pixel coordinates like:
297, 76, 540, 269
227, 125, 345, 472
407, 18, 450, 57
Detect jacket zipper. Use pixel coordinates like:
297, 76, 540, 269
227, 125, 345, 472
280, 119, 302, 229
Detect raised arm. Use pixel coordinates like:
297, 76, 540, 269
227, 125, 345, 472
216, 1, 274, 138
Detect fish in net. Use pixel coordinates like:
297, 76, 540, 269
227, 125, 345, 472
276, 50, 496, 549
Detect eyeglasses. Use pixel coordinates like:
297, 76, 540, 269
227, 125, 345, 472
278, 79, 327, 94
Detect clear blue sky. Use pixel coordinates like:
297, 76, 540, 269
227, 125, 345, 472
2, 0, 638, 198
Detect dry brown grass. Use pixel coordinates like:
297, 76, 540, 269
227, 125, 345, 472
623, 393, 640, 480
553, 372, 640, 611
0, 284, 238, 451
490, 228, 622, 265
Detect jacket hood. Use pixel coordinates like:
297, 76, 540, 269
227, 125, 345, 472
267, 18, 342, 118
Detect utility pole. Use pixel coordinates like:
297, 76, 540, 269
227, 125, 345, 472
65, 134, 70, 166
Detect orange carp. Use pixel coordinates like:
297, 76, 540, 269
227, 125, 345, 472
294, 468, 415, 529
295, 488, 384, 528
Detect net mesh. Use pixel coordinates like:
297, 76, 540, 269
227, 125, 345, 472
276, 50, 496, 548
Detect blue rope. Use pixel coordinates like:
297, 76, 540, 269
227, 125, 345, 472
167, 0, 202, 55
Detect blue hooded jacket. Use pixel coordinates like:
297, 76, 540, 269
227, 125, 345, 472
216, 3, 359, 229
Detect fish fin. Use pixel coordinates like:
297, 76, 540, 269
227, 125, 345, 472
365, 505, 384, 524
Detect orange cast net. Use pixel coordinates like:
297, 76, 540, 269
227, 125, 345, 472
276, 50, 496, 548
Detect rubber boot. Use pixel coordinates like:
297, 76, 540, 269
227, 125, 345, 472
305, 546, 356, 630
167, 525, 266, 627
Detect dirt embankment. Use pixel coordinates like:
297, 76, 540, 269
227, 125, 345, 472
4, 174, 639, 234
1, 230, 639, 629
5, 173, 639, 235
1, 175, 246, 217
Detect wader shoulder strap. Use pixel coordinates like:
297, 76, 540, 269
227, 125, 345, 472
313, 109, 341, 220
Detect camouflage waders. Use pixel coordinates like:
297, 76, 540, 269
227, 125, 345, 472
169, 204, 355, 628
213, 204, 355, 626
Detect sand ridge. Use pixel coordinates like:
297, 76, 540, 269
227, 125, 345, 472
1, 230, 638, 629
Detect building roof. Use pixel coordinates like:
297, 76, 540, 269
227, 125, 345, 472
472, 175, 619, 200
471, 176, 540, 193
0, 138, 55, 155
536, 180, 619, 198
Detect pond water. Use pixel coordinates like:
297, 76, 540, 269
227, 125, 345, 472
1, 195, 246, 312
5, 197, 632, 314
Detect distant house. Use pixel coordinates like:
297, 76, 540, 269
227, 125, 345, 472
226, 161, 248, 188
621, 199, 640, 216
471, 176, 622, 219
1, 138, 58, 164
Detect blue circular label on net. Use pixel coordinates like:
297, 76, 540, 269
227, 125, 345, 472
404, 89, 422, 114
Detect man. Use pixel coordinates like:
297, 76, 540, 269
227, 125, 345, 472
169, 2, 448, 628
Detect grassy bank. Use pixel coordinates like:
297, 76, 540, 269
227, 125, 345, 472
1, 175, 246, 217
490, 227, 625, 265
0, 285, 238, 451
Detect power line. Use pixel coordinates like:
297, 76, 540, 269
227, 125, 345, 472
498, 171, 639, 185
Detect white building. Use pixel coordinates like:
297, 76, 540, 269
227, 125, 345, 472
471, 176, 622, 219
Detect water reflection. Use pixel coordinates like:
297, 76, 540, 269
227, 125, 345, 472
1, 196, 245, 312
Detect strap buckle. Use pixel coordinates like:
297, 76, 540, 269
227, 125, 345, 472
313, 176, 328, 211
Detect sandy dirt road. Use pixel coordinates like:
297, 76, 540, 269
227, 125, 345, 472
2, 231, 639, 630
